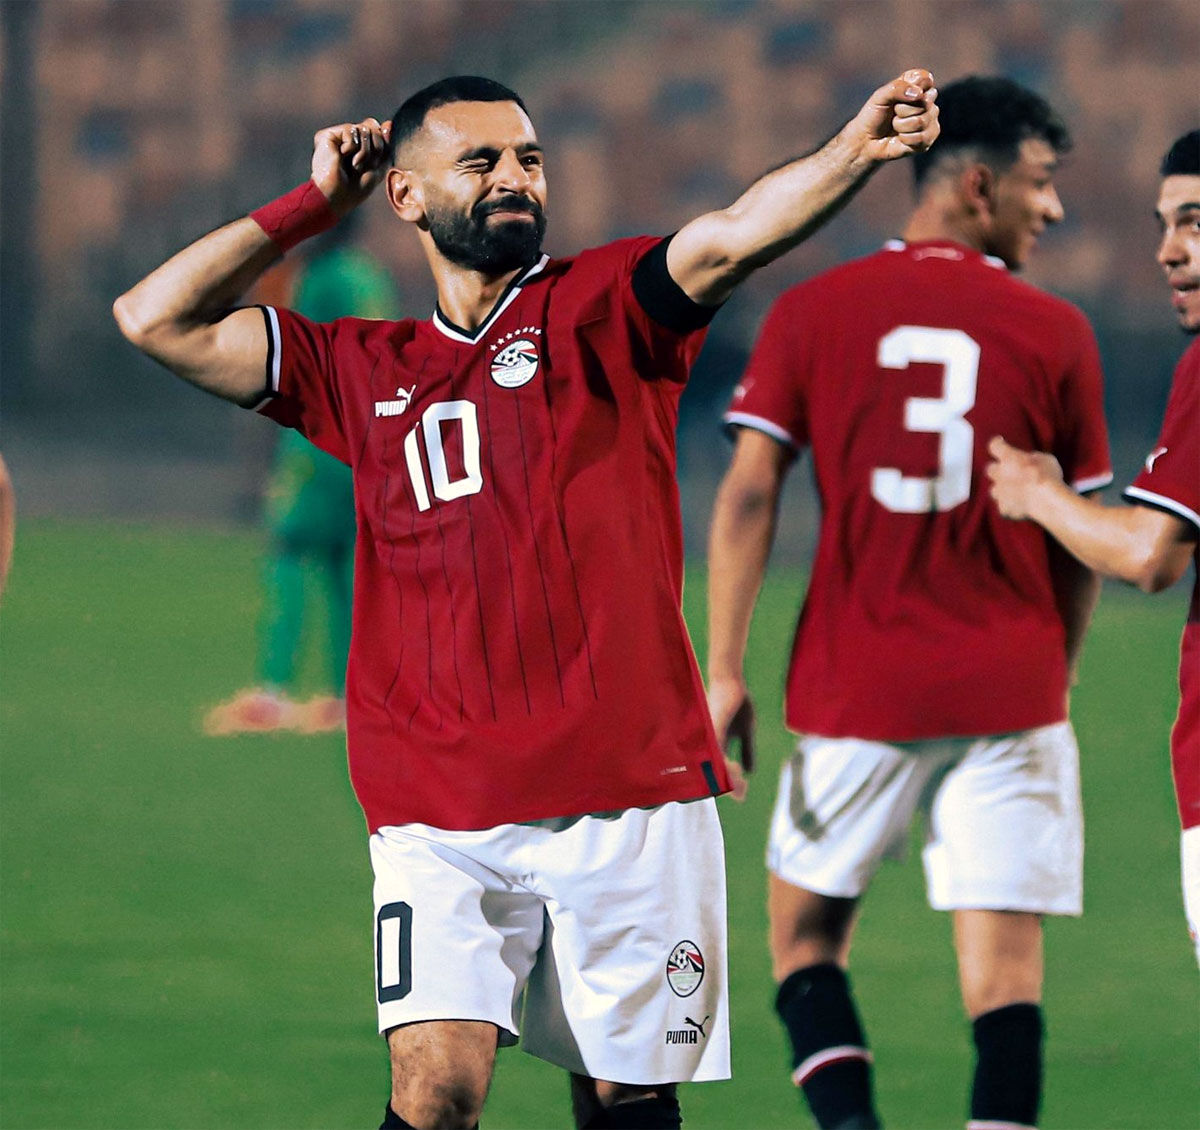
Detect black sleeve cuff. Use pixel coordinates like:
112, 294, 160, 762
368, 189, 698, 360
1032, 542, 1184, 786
632, 234, 721, 333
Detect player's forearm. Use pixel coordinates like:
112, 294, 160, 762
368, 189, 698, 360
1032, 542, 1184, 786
114, 179, 341, 403
670, 129, 877, 306
706, 480, 780, 681
1027, 481, 1187, 592
113, 217, 279, 365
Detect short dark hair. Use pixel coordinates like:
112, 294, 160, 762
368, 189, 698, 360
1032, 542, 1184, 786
1160, 130, 1200, 177
911, 75, 1071, 188
389, 76, 527, 163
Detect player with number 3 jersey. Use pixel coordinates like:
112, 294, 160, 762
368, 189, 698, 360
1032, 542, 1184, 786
708, 77, 1109, 1129
724, 238, 1110, 741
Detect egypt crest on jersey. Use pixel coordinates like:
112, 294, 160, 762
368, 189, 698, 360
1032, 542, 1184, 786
490, 328, 543, 388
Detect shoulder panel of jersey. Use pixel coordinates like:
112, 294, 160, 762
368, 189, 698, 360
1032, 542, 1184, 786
1124, 338, 1200, 530
252, 305, 420, 465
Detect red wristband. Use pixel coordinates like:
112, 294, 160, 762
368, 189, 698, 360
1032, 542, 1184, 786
250, 180, 337, 252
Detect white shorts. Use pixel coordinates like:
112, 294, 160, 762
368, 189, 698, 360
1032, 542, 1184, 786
369, 799, 730, 1085
767, 722, 1083, 915
1182, 825, 1200, 964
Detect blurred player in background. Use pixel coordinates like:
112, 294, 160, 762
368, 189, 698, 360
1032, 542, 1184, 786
708, 77, 1107, 1129
205, 221, 397, 734
988, 129, 1200, 961
112, 70, 937, 1129
0, 452, 13, 599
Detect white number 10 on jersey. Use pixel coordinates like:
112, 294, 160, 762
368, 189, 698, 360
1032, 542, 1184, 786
403, 400, 484, 512
870, 326, 980, 514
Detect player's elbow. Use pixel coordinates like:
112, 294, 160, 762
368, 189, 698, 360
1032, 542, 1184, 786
1132, 560, 1182, 594
1127, 545, 1185, 594
717, 477, 776, 522
112, 292, 153, 350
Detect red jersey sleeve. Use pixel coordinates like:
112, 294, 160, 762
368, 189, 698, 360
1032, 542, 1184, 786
254, 304, 351, 465
576, 236, 714, 386
1051, 309, 1112, 493
1125, 341, 1200, 529
723, 290, 809, 451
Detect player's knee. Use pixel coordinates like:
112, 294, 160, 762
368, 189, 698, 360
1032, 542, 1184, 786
768, 882, 857, 977
960, 958, 1042, 1018
582, 1084, 681, 1129
592, 1080, 676, 1107
963, 978, 1041, 1019
390, 1075, 487, 1130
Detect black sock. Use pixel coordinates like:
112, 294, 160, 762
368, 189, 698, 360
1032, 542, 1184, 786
970, 1002, 1043, 1127
380, 1104, 478, 1130
581, 1095, 682, 1129
380, 1105, 412, 1130
775, 963, 880, 1130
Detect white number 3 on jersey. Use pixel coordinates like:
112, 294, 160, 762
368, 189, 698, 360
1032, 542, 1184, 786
870, 326, 980, 513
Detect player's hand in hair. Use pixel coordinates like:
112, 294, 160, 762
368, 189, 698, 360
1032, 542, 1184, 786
849, 69, 940, 163
311, 117, 392, 215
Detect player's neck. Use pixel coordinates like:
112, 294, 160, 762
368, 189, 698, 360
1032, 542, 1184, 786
901, 204, 986, 255
427, 254, 528, 333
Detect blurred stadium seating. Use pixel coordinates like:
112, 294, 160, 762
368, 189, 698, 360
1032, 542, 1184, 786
2, 0, 1197, 553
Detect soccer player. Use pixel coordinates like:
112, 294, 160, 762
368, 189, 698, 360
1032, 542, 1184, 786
112, 71, 938, 1130
204, 230, 398, 735
707, 77, 1108, 1129
0, 451, 13, 599
987, 129, 1200, 961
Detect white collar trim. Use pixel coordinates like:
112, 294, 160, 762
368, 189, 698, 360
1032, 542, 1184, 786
883, 239, 1006, 270
431, 255, 550, 344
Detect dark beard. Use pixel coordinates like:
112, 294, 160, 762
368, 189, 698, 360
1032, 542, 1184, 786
426, 196, 546, 275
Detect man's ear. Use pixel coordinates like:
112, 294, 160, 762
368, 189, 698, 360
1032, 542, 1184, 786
962, 162, 997, 217
387, 168, 424, 224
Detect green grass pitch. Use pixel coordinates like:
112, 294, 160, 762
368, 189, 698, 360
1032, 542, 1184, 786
1, 519, 1196, 1129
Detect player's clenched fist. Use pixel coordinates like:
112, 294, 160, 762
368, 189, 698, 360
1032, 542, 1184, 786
850, 68, 940, 162
311, 117, 392, 214
986, 435, 1065, 520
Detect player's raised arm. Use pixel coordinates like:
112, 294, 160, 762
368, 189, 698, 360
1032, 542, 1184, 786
667, 70, 939, 306
112, 118, 390, 405
987, 436, 1195, 593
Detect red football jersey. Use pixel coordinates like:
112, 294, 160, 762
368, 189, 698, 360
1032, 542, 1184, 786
256, 237, 729, 831
726, 240, 1112, 741
1125, 339, 1199, 830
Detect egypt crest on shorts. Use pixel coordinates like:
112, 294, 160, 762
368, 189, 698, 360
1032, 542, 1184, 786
665, 940, 707, 1044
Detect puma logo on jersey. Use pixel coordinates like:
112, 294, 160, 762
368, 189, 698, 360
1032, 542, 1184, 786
375, 385, 417, 417
489, 327, 543, 388
1145, 447, 1168, 472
